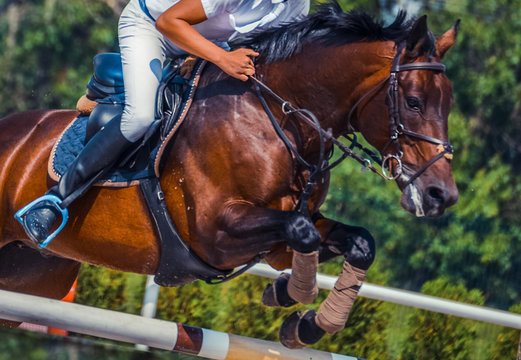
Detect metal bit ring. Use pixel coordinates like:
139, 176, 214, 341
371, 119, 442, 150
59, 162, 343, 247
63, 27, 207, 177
381, 154, 403, 180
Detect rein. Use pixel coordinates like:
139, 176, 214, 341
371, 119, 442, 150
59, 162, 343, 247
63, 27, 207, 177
251, 76, 385, 215
252, 42, 453, 212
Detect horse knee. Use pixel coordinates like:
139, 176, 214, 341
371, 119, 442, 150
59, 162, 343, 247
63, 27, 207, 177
285, 213, 321, 253
344, 227, 375, 270
322, 225, 375, 270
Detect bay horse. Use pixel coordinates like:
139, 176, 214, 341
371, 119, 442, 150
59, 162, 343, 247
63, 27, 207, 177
0, 3, 459, 349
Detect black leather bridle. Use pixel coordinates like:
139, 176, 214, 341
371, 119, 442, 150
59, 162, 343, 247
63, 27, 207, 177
347, 42, 453, 187
251, 42, 454, 214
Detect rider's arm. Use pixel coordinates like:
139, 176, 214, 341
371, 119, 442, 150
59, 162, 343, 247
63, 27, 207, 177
156, 0, 258, 81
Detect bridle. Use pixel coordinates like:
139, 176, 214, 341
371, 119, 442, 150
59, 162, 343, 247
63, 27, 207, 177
251, 41, 454, 214
347, 42, 453, 187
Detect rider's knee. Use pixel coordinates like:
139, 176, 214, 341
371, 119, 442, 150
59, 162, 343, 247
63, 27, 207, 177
120, 107, 155, 142
344, 226, 375, 270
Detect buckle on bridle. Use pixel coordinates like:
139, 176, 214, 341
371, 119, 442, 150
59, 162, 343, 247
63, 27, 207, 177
281, 101, 292, 115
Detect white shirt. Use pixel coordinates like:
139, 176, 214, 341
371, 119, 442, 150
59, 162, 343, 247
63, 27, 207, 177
145, 0, 310, 42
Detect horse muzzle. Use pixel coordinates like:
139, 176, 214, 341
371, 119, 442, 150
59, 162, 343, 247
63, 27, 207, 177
399, 175, 459, 218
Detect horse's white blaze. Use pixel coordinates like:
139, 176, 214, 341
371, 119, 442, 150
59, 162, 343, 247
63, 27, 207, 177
409, 183, 425, 217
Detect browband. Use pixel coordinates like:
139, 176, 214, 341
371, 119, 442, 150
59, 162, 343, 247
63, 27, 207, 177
390, 42, 446, 73
394, 62, 446, 73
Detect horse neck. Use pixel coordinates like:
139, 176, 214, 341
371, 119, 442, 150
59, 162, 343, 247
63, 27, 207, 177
256, 41, 396, 140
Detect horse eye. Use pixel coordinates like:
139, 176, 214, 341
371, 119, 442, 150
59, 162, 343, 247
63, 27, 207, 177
406, 96, 422, 111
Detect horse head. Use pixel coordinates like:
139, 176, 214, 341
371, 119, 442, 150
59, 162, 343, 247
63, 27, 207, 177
249, 5, 459, 218
347, 16, 460, 218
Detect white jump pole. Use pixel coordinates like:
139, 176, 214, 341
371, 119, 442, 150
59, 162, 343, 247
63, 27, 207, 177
247, 263, 521, 330
0, 289, 361, 360
136, 275, 161, 351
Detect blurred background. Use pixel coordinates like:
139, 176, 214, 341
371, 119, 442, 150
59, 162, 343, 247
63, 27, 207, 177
0, 0, 520, 359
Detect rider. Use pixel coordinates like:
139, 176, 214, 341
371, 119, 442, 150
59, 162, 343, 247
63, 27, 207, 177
19, 0, 310, 245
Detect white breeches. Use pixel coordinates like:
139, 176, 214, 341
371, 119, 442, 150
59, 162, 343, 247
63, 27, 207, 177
118, 0, 186, 142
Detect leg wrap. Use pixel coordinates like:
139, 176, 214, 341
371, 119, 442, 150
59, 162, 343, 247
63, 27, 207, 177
287, 250, 319, 305
315, 261, 366, 334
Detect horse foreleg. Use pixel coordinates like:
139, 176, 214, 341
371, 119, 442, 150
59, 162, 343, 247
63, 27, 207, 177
0, 241, 80, 328
217, 203, 322, 257
278, 215, 376, 348
218, 203, 321, 305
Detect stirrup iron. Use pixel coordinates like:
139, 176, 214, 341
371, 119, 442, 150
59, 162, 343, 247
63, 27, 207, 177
14, 194, 69, 248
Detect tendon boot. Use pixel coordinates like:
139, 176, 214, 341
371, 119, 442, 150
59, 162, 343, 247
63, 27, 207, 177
17, 116, 133, 247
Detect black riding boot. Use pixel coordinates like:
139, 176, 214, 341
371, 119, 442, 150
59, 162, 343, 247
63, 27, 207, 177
21, 117, 133, 245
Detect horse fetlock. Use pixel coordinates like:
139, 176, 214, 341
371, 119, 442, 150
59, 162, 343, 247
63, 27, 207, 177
261, 273, 297, 308
285, 214, 321, 253
279, 310, 325, 349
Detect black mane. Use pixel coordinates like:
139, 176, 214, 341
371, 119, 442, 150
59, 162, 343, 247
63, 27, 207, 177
233, 1, 423, 63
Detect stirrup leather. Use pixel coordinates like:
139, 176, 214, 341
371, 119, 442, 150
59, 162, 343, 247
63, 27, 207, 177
14, 194, 69, 248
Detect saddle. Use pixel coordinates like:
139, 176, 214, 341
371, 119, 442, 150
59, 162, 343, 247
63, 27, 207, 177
49, 53, 203, 186
46, 53, 238, 287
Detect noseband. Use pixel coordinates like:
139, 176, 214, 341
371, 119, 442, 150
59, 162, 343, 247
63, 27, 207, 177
347, 42, 453, 187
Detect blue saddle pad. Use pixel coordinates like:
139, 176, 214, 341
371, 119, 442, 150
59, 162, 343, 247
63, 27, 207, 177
51, 115, 156, 185
50, 58, 206, 187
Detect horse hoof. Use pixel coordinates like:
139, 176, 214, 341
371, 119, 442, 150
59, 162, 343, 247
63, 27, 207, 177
262, 273, 297, 308
279, 310, 325, 349
280, 311, 307, 349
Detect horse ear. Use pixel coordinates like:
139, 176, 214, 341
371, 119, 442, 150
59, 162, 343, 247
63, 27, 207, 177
405, 15, 432, 59
436, 20, 460, 59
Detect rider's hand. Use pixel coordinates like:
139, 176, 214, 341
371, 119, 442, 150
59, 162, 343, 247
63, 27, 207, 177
215, 48, 259, 81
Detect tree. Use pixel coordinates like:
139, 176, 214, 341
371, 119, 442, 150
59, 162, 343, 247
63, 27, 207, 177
400, 278, 487, 360
0, 0, 120, 117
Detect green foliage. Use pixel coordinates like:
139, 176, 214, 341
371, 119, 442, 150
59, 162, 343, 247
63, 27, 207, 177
490, 302, 521, 359
75, 264, 146, 315
426, 0, 521, 165
0, 0, 119, 117
400, 278, 485, 359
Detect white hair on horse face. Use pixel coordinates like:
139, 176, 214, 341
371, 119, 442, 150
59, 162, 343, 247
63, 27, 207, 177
399, 173, 425, 217
408, 183, 425, 217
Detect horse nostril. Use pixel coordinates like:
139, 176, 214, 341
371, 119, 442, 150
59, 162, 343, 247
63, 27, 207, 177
426, 186, 445, 205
